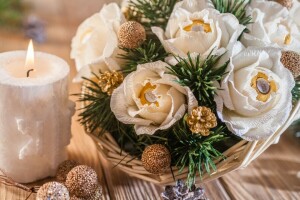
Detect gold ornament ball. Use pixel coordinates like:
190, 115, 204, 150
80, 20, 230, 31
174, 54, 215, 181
281, 50, 300, 78
69, 186, 102, 200
65, 165, 99, 198
56, 160, 79, 182
70, 196, 83, 200
118, 21, 146, 49
141, 144, 171, 174
275, 0, 293, 9
36, 181, 69, 200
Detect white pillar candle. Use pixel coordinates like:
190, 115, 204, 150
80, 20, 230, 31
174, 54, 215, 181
0, 43, 74, 183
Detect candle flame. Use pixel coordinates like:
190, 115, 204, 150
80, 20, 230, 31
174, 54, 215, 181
25, 40, 34, 68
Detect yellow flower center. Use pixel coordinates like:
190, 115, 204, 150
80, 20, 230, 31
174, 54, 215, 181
250, 72, 277, 102
183, 20, 212, 33
284, 33, 292, 45
139, 82, 160, 107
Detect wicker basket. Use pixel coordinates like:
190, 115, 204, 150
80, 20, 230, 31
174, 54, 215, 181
82, 82, 300, 185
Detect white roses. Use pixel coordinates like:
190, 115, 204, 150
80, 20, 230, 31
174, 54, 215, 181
110, 61, 198, 135
215, 46, 294, 140
152, 0, 245, 58
71, 3, 125, 82
243, 0, 300, 53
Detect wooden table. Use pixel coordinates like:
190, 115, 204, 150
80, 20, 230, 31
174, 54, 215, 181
0, 0, 299, 199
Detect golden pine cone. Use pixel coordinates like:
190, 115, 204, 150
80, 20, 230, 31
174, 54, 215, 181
186, 106, 217, 136
98, 70, 124, 95
141, 144, 171, 174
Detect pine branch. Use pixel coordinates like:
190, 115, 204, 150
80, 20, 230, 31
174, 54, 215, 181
127, 0, 179, 31
168, 52, 229, 107
292, 80, 300, 102
212, 0, 252, 27
118, 39, 169, 74
77, 74, 121, 135
168, 118, 228, 189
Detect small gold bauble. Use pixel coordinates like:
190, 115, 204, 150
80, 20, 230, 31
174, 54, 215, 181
141, 144, 171, 174
186, 106, 217, 136
70, 196, 83, 200
65, 165, 99, 198
275, 0, 293, 9
118, 21, 146, 49
56, 160, 79, 182
36, 181, 69, 200
69, 185, 102, 200
281, 50, 300, 78
98, 70, 124, 95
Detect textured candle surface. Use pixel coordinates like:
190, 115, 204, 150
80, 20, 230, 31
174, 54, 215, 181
0, 51, 74, 183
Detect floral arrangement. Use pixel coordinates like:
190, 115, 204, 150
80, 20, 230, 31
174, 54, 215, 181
72, 0, 300, 188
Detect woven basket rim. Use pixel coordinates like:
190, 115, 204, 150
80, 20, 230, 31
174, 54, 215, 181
81, 81, 300, 185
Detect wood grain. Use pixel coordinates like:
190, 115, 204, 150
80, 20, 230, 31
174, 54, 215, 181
0, 0, 299, 199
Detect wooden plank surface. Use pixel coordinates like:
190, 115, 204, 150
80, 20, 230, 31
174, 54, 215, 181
0, 0, 299, 199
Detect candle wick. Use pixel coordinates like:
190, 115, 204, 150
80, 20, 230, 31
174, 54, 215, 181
26, 69, 34, 78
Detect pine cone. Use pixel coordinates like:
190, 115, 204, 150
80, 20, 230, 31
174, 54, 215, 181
161, 180, 207, 200
98, 70, 123, 95
186, 106, 217, 136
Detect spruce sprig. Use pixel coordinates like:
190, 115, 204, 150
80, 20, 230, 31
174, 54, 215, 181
168, 52, 229, 107
212, 0, 252, 26
118, 39, 169, 74
168, 118, 227, 188
292, 80, 300, 102
77, 75, 118, 135
127, 0, 178, 30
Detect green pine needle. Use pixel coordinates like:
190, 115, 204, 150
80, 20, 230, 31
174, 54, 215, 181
212, 0, 252, 27
292, 80, 300, 102
127, 0, 179, 30
118, 39, 169, 74
168, 52, 229, 107
77, 74, 119, 135
168, 117, 227, 189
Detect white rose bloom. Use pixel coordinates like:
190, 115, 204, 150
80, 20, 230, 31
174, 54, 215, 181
152, 0, 245, 59
243, 0, 300, 53
111, 61, 198, 135
215, 45, 295, 141
71, 3, 125, 82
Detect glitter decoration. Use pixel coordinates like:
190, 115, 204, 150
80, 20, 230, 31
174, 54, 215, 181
86, 185, 103, 200
161, 179, 207, 200
141, 144, 171, 174
98, 70, 124, 95
281, 50, 300, 78
186, 106, 217, 136
118, 21, 146, 49
56, 160, 79, 182
36, 181, 69, 200
65, 165, 99, 198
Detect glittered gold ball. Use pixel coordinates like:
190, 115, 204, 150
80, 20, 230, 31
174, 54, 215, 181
141, 144, 171, 174
275, 0, 293, 9
69, 185, 102, 200
56, 160, 79, 182
36, 182, 69, 200
281, 50, 300, 78
65, 165, 99, 198
118, 21, 146, 49
70, 196, 83, 200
